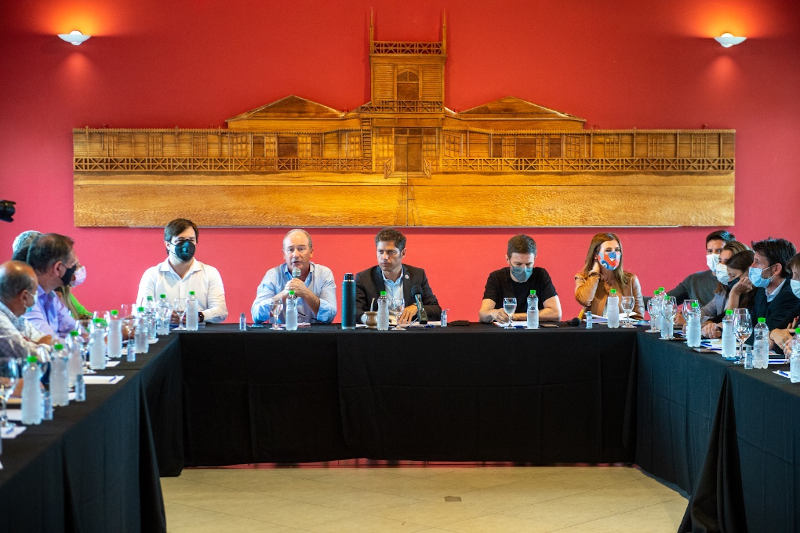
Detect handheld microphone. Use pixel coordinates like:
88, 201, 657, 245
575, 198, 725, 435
411, 286, 428, 324
292, 267, 301, 279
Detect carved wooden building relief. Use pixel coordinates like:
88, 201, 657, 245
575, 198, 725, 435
73, 17, 734, 227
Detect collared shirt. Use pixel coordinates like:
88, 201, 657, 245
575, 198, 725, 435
137, 259, 228, 322
1, 300, 51, 359
766, 279, 786, 304
24, 285, 76, 341
251, 263, 337, 324
381, 269, 405, 304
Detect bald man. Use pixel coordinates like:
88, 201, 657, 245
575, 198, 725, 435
0, 261, 52, 360
251, 229, 337, 324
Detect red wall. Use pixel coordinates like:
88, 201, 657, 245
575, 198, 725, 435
1, 0, 799, 321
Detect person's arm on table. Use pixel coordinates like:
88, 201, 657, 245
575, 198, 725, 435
538, 295, 562, 322
479, 298, 508, 323
201, 266, 228, 322
251, 269, 283, 323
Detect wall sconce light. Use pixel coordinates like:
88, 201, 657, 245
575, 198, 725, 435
714, 33, 746, 48
58, 30, 91, 46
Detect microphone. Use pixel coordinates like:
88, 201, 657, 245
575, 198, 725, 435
411, 286, 428, 324
566, 317, 580, 327
292, 267, 301, 279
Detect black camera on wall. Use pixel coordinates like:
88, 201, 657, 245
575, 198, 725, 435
0, 200, 15, 222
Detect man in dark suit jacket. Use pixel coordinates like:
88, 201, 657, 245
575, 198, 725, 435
355, 228, 441, 324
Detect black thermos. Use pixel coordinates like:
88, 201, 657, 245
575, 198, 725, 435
342, 273, 356, 329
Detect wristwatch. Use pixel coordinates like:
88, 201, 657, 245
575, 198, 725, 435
198, 312, 205, 323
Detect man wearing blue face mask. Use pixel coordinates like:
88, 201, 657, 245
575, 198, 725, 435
137, 218, 228, 323
731, 238, 800, 341
479, 235, 562, 323
769, 253, 800, 351
0, 261, 53, 360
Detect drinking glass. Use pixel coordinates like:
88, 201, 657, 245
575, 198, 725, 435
661, 297, 677, 339
0, 357, 19, 429
389, 298, 405, 325
269, 299, 283, 330
173, 298, 187, 330
621, 296, 635, 328
680, 299, 699, 335
75, 318, 94, 373
502, 298, 517, 329
646, 298, 661, 333
733, 308, 752, 365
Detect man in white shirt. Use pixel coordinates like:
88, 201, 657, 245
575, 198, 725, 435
251, 229, 337, 324
137, 218, 228, 323
0, 260, 52, 360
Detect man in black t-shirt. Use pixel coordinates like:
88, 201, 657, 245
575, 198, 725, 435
479, 235, 562, 323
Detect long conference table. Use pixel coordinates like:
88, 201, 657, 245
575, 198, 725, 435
0, 323, 797, 532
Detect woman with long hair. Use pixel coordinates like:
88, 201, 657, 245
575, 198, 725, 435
575, 232, 644, 319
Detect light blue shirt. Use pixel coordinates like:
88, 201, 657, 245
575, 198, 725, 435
766, 279, 786, 303
23, 285, 75, 341
381, 269, 405, 304
251, 263, 337, 324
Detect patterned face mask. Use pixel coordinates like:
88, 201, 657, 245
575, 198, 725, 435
598, 251, 620, 270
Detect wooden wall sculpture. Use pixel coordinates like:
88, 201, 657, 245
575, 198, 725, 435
73, 16, 735, 227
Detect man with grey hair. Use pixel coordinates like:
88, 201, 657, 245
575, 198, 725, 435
251, 229, 337, 324
23, 233, 78, 339
0, 260, 52, 360
11, 230, 41, 260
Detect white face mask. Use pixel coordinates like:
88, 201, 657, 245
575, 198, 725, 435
71, 265, 87, 287
791, 279, 800, 299
706, 253, 720, 272
714, 262, 729, 285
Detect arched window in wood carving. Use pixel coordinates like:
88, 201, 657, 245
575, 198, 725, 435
396, 70, 419, 101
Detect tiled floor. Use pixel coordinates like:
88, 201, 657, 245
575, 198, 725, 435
162, 466, 687, 532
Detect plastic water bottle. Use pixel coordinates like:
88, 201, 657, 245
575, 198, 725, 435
376, 291, 389, 331
649, 289, 661, 333
341, 273, 356, 330
285, 290, 298, 331
21, 355, 43, 425
107, 309, 123, 359
789, 328, 800, 383
157, 294, 171, 335
50, 344, 70, 407
185, 291, 199, 331
144, 296, 159, 343
721, 309, 736, 360
686, 302, 702, 348
134, 312, 150, 354
89, 318, 107, 370
585, 311, 593, 329
526, 290, 539, 329
239, 312, 247, 331
752, 317, 769, 369
67, 330, 83, 387
607, 289, 620, 328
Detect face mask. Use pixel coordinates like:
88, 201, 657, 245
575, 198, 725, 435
71, 265, 87, 287
60, 263, 78, 287
598, 251, 620, 270
748, 266, 773, 289
790, 279, 800, 299
510, 266, 533, 282
25, 290, 37, 313
706, 253, 720, 272
172, 240, 196, 262
714, 262, 729, 285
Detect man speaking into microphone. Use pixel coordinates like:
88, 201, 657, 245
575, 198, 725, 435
355, 228, 441, 325
251, 229, 337, 325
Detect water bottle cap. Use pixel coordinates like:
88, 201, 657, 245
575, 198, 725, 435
530, 290, 536, 295
795, 327, 800, 334
343, 273, 354, 281
610, 289, 617, 295
658, 287, 665, 292
691, 302, 699, 308
653, 289, 660, 295
758, 317, 766, 323
725, 309, 733, 315
146, 295, 153, 301
159, 294, 166, 299
54, 343, 63, 350
380, 290, 387, 296
110, 310, 118, 315
93, 318, 102, 323
26, 355, 37, 363
288, 290, 295, 295
189, 290, 196, 295
137, 306, 145, 312
69, 330, 79, 336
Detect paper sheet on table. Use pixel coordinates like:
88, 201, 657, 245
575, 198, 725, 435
774, 370, 793, 380
493, 320, 528, 328
0, 418, 27, 439
84, 375, 124, 385
106, 361, 120, 368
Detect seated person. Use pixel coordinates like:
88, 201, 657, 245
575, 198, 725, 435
732, 238, 800, 341
22, 233, 78, 340
479, 234, 562, 323
575, 232, 644, 319
251, 229, 336, 324
769, 252, 800, 352
355, 228, 440, 324
701, 248, 753, 338
668, 229, 735, 306
0, 261, 52, 360
137, 218, 228, 323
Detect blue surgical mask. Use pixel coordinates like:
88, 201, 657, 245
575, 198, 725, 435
714, 262, 729, 285
791, 279, 800, 299
510, 266, 533, 282
25, 290, 37, 313
748, 266, 773, 289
